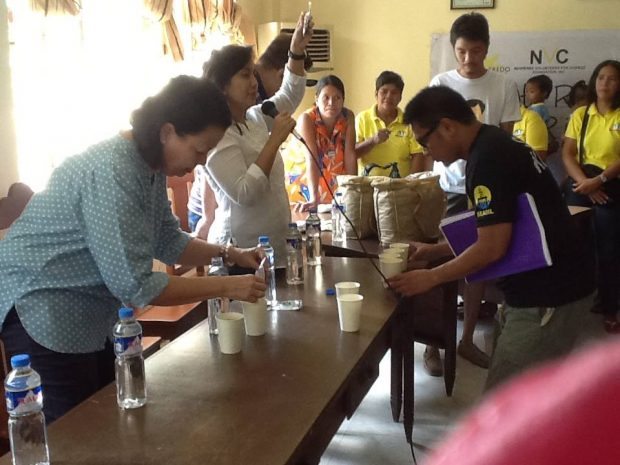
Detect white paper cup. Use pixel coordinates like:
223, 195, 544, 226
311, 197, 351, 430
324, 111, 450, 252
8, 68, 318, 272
379, 256, 402, 278
390, 242, 410, 256
337, 294, 363, 332
241, 298, 268, 336
335, 281, 361, 297
390, 243, 410, 271
216, 312, 245, 354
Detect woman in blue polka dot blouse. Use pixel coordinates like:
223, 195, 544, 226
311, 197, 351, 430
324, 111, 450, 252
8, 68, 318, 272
0, 76, 266, 422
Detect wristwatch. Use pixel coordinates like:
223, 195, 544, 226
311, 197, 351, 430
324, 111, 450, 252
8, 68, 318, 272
288, 49, 306, 60
599, 173, 609, 184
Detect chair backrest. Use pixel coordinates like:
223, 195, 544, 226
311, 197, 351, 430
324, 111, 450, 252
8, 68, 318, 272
0, 183, 34, 446
0, 182, 34, 230
165, 172, 204, 276
166, 173, 194, 232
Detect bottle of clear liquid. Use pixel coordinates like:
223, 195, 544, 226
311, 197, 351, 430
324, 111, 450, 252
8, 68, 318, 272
207, 256, 229, 335
113, 307, 147, 409
5, 354, 50, 465
258, 236, 277, 305
305, 208, 322, 266
331, 192, 345, 242
285, 223, 304, 285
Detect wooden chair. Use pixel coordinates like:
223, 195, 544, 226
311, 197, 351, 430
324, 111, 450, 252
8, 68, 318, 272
0, 182, 33, 229
165, 172, 204, 277
0, 183, 34, 453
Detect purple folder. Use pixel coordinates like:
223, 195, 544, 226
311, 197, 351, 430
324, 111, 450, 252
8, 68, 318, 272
439, 193, 552, 283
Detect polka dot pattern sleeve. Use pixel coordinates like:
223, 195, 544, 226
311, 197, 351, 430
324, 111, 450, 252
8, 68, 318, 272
78, 141, 190, 309
0, 135, 190, 353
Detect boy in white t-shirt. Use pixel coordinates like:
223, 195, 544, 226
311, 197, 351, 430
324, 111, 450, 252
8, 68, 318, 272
425, 12, 521, 377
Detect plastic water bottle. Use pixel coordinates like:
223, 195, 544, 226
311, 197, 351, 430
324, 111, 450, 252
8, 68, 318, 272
285, 223, 304, 285
331, 193, 345, 242
207, 256, 230, 335
258, 236, 277, 305
113, 307, 147, 409
5, 354, 50, 465
305, 208, 322, 266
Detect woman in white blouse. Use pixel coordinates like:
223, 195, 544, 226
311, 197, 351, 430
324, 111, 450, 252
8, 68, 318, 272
202, 13, 312, 269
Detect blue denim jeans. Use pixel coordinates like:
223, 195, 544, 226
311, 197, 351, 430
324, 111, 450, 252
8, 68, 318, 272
188, 211, 201, 233
564, 190, 620, 316
0, 309, 115, 423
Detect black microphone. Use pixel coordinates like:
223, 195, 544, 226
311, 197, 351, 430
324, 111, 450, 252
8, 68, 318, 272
260, 101, 304, 142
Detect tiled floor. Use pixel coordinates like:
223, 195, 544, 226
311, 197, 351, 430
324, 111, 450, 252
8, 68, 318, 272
320, 317, 496, 465
320, 308, 607, 465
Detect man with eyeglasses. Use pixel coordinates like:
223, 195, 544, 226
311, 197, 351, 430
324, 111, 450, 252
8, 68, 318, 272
389, 86, 596, 391
422, 12, 521, 377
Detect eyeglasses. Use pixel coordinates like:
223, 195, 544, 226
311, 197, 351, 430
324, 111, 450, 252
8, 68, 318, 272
417, 121, 440, 150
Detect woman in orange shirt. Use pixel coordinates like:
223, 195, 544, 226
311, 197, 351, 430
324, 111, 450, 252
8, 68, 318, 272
287, 75, 357, 210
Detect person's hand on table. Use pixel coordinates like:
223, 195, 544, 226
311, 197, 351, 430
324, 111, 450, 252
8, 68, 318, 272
224, 275, 266, 302
387, 269, 440, 296
407, 241, 446, 262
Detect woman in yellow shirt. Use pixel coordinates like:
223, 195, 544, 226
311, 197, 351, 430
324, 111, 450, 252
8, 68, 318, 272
563, 59, 620, 333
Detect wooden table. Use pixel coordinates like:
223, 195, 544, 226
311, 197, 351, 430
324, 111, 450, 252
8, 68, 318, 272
0, 257, 398, 465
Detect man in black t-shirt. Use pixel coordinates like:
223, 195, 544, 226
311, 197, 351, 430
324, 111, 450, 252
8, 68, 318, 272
389, 86, 596, 390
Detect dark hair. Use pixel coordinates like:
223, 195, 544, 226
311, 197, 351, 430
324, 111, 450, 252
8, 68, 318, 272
130, 76, 231, 169
450, 12, 490, 47
587, 60, 620, 109
403, 86, 476, 127
526, 74, 553, 99
567, 80, 588, 108
257, 33, 313, 71
375, 70, 404, 92
316, 74, 346, 99
202, 45, 254, 91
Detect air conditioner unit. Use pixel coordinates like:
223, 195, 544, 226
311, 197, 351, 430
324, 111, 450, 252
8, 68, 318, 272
257, 22, 334, 72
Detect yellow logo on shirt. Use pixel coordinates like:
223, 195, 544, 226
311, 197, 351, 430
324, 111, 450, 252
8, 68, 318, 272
474, 185, 494, 217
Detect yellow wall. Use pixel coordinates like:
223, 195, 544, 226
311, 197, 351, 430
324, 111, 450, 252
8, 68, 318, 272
1, 0, 618, 190
0, 1, 18, 195
274, 0, 620, 114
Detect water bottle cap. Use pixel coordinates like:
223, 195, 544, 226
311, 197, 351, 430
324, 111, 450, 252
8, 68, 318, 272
288, 223, 297, 228
258, 235, 269, 244
335, 192, 343, 197
119, 307, 134, 319
10, 354, 30, 368
308, 208, 317, 213
325, 288, 336, 296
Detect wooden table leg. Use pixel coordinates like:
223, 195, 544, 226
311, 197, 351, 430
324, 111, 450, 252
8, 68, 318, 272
403, 305, 415, 444
390, 304, 405, 422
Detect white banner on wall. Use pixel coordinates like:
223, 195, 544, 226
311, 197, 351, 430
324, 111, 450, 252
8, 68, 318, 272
430, 29, 620, 134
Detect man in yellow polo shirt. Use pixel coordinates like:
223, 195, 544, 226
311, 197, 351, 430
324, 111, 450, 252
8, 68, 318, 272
513, 106, 548, 160
355, 71, 424, 177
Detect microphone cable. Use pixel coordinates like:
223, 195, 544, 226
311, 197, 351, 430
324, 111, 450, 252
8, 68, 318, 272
261, 101, 392, 284
263, 102, 417, 463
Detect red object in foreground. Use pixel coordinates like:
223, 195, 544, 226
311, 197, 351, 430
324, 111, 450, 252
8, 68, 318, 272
425, 339, 620, 465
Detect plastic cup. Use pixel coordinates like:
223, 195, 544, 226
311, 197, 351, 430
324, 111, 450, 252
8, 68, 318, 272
241, 298, 268, 336
335, 281, 361, 297
337, 294, 363, 332
216, 312, 244, 354
379, 256, 402, 279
